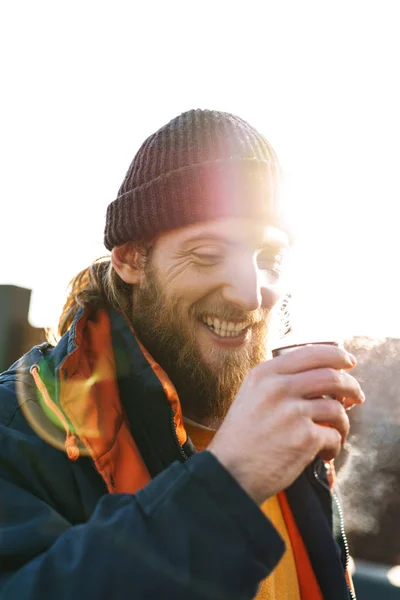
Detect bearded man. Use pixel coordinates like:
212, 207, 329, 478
0, 109, 364, 600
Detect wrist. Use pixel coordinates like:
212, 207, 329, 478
208, 444, 266, 505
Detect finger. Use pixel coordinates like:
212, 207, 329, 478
271, 344, 356, 375
288, 368, 365, 405
342, 397, 361, 411
305, 398, 350, 443
314, 422, 343, 462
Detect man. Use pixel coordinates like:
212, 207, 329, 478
0, 109, 363, 599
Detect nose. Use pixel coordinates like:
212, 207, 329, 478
221, 256, 280, 313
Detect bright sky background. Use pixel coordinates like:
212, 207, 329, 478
1, 1, 399, 340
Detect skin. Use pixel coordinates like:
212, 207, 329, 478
113, 217, 286, 368
112, 216, 365, 505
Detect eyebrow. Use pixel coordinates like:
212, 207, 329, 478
182, 229, 290, 250
182, 233, 238, 247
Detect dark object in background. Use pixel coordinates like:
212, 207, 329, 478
352, 561, 400, 598
0, 285, 45, 372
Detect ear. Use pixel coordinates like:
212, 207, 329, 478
111, 243, 145, 285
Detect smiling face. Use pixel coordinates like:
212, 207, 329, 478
113, 216, 290, 426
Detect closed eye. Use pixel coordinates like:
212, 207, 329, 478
191, 252, 223, 266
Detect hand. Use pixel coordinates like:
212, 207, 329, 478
208, 344, 365, 505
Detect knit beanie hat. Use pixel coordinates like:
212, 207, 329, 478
104, 109, 283, 250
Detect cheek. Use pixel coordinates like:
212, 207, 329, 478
169, 273, 218, 307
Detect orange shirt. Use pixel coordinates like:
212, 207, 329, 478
184, 419, 301, 600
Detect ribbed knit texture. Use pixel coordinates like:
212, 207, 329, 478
104, 109, 282, 250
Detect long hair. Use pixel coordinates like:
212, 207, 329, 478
55, 242, 152, 340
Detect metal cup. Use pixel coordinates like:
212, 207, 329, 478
272, 340, 340, 358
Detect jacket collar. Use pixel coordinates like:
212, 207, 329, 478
32, 306, 193, 491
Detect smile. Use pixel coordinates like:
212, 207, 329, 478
201, 316, 249, 338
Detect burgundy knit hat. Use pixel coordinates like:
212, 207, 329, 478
104, 109, 283, 250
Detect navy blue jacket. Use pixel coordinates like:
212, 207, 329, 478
0, 307, 353, 599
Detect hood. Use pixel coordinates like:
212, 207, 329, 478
12, 306, 189, 494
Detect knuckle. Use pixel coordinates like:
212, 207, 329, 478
294, 399, 310, 420
265, 377, 287, 401
281, 398, 301, 421
315, 367, 341, 392
247, 367, 289, 402
342, 408, 350, 428
330, 399, 348, 425
299, 418, 318, 446
268, 374, 294, 401
277, 375, 293, 397
334, 427, 342, 445
326, 367, 341, 387
308, 424, 321, 446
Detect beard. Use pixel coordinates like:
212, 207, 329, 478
129, 265, 273, 424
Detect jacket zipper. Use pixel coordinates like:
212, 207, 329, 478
313, 465, 356, 600
170, 408, 189, 461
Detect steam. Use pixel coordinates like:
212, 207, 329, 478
337, 430, 396, 535
336, 336, 400, 537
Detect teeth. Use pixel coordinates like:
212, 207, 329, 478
214, 328, 229, 338
201, 316, 249, 337
212, 328, 241, 338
